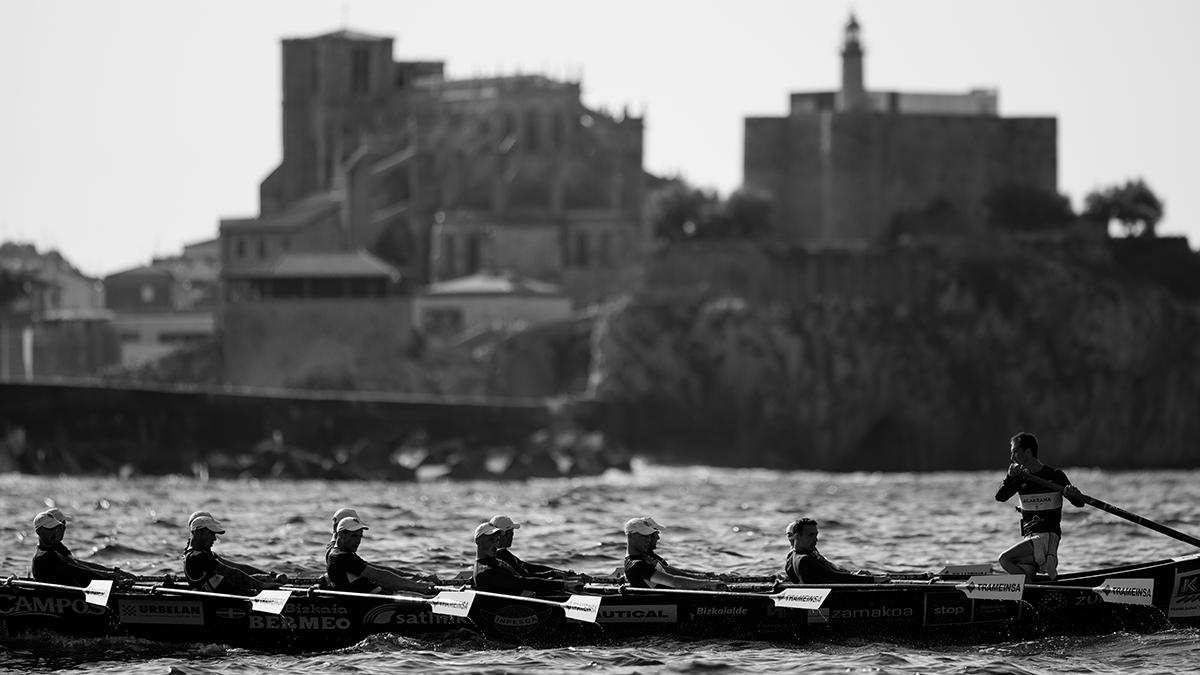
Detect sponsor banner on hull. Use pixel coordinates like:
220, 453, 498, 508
118, 599, 204, 625
923, 591, 972, 626
0, 593, 108, 619
248, 614, 353, 630
479, 604, 555, 637
597, 604, 677, 623
363, 604, 472, 627
1169, 569, 1200, 618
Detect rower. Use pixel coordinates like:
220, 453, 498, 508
780, 518, 885, 584
995, 432, 1086, 581
184, 515, 285, 595
326, 516, 435, 595
488, 514, 592, 582
473, 522, 584, 595
186, 510, 278, 580
30, 509, 134, 586
326, 507, 360, 558
623, 516, 726, 590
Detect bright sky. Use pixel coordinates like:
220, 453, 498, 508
2, 0, 1198, 278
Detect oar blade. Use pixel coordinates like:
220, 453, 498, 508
956, 574, 1025, 601
83, 580, 113, 607
250, 589, 293, 615
1093, 578, 1155, 606
429, 590, 475, 617
772, 587, 831, 610
562, 594, 602, 623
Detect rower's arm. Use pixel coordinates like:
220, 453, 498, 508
649, 569, 723, 591
212, 559, 275, 592
74, 559, 126, 578
995, 474, 1021, 502
362, 563, 434, 594
218, 557, 269, 576
796, 555, 869, 585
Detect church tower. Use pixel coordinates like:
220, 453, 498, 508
840, 14, 868, 111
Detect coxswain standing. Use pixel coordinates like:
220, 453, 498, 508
622, 516, 726, 590
184, 515, 285, 595
30, 509, 134, 586
995, 432, 1085, 581
325, 517, 435, 594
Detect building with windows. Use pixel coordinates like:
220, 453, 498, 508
413, 271, 572, 343
744, 15, 1057, 245
215, 28, 647, 387
229, 29, 646, 302
103, 239, 218, 368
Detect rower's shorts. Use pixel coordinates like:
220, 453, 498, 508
1027, 532, 1061, 579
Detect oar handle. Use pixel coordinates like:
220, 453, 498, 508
6, 579, 92, 593
1019, 472, 1200, 549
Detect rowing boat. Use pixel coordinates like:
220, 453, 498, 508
3, 553, 1196, 651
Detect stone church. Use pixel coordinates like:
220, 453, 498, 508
222, 29, 646, 306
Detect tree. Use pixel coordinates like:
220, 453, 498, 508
1083, 178, 1164, 238
0, 267, 37, 310
712, 187, 773, 239
644, 181, 773, 241
984, 183, 1075, 231
643, 181, 716, 241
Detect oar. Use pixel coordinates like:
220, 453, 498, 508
142, 585, 293, 615
7, 579, 114, 607
303, 587, 603, 623
1019, 472, 1200, 548
296, 587, 476, 618
598, 584, 832, 610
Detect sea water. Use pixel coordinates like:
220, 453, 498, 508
1, 464, 1198, 674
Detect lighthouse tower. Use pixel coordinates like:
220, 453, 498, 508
840, 14, 868, 111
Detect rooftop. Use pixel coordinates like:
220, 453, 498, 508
226, 250, 401, 280
424, 271, 563, 297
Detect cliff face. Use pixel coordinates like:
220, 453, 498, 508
590, 240, 1200, 470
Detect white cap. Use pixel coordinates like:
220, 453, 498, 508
331, 508, 360, 524
33, 510, 65, 531
336, 517, 369, 533
474, 522, 502, 541
190, 515, 226, 534
488, 514, 521, 531
46, 508, 72, 523
623, 516, 663, 536
188, 511, 213, 526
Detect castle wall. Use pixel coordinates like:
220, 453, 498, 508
748, 111, 1057, 245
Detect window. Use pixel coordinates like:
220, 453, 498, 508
257, 238, 268, 260
524, 110, 540, 153
575, 232, 589, 267
351, 48, 370, 94
551, 110, 565, 150
423, 308, 464, 335
599, 232, 613, 266
159, 332, 209, 345
467, 234, 485, 274
443, 234, 457, 278
236, 238, 246, 259
140, 284, 156, 304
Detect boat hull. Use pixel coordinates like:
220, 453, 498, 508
1, 553, 1196, 651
